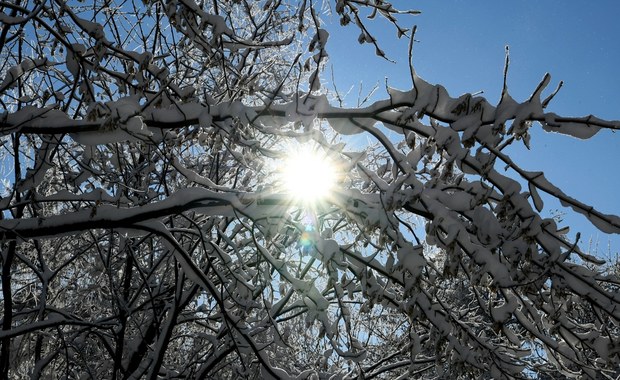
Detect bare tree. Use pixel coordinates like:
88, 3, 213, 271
0, 1, 618, 379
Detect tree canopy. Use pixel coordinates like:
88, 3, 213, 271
0, 1, 619, 379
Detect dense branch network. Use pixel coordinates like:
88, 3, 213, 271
0, 1, 619, 379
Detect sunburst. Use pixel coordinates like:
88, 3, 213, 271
280, 145, 339, 204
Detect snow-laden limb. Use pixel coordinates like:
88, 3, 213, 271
3, 74, 619, 146
0, 313, 99, 340
0, 187, 236, 239
481, 142, 620, 234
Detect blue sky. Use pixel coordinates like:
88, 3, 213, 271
325, 1, 620, 259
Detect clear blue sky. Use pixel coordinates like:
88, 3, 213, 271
325, 1, 620, 259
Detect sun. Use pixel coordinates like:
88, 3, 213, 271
280, 146, 338, 203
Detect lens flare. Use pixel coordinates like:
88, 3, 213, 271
299, 225, 315, 254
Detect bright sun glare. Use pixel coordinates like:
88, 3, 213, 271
281, 147, 338, 203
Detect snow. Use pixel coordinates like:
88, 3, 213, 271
66, 44, 86, 78
328, 117, 364, 135
396, 244, 424, 277
431, 189, 474, 213
39, 188, 116, 203
309, 29, 329, 52
147, 101, 204, 124
75, 17, 106, 40
71, 128, 134, 145
490, 294, 518, 323
172, 157, 230, 191
125, 116, 151, 137
317, 238, 339, 262
543, 118, 601, 139
472, 206, 505, 247
0, 58, 50, 93
528, 178, 544, 212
